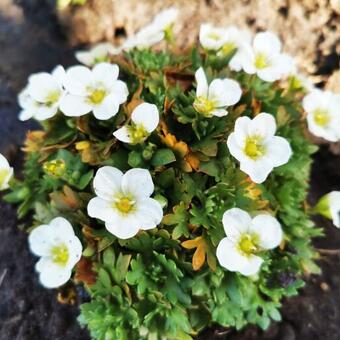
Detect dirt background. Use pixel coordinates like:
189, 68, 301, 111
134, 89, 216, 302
0, 1, 339, 339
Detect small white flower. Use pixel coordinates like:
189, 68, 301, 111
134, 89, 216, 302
328, 191, 340, 228
28, 217, 82, 289
87, 166, 163, 239
60, 62, 128, 120
0, 153, 13, 191
113, 102, 159, 144
216, 208, 283, 276
229, 31, 294, 82
18, 65, 65, 121
227, 113, 292, 183
123, 7, 178, 50
303, 89, 340, 142
193, 67, 242, 117
75, 43, 120, 67
199, 24, 251, 54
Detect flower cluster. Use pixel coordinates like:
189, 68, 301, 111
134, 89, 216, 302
3, 8, 340, 340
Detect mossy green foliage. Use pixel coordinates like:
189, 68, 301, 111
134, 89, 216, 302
6, 47, 322, 339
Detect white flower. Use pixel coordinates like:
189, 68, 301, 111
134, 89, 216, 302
60, 62, 128, 120
0, 153, 13, 191
199, 24, 251, 54
229, 31, 294, 82
123, 7, 178, 50
87, 166, 163, 239
216, 208, 283, 276
193, 67, 242, 117
28, 217, 82, 288
227, 113, 292, 183
315, 191, 340, 228
113, 102, 159, 144
75, 43, 120, 67
18, 65, 65, 121
303, 90, 340, 142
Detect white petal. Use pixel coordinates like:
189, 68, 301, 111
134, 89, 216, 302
238, 255, 263, 276
209, 78, 242, 107
67, 237, 83, 267
92, 94, 119, 120
87, 197, 119, 223
75, 51, 95, 67
0, 154, 10, 169
135, 198, 163, 230
52, 65, 66, 86
105, 217, 140, 239
122, 168, 154, 199
39, 264, 72, 289
92, 62, 119, 87
227, 133, 247, 162
113, 126, 132, 143
240, 157, 274, 184
195, 67, 208, 98
35, 105, 58, 121
28, 73, 60, 103
199, 24, 226, 50
306, 113, 339, 142
216, 237, 248, 272
59, 94, 93, 117
19, 110, 33, 121
248, 113, 276, 141
131, 103, 159, 133
93, 166, 123, 200
63, 65, 92, 95
250, 214, 283, 249
329, 191, 340, 228
302, 90, 321, 113
229, 50, 244, 72
266, 136, 292, 167
49, 217, 75, 238
111, 80, 129, 104
253, 31, 281, 56
233, 116, 251, 145
222, 208, 251, 241
210, 109, 228, 117
0, 167, 13, 190
28, 224, 54, 256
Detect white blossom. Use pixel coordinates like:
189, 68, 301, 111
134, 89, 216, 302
18, 65, 65, 121
113, 102, 159, 144
0, 153, 13, 191
229, 31, 294, 82
303, 89, 340, 142
193, 67, 242, 117
227, 113, 292, 183
75, 42, 120, 67
216, 208, 283, 276
60, 62, 128, 120
315, 191, 340, 228
28, 217, 82, 288
87, 167, 163, 239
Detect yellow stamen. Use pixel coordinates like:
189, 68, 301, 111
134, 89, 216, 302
45, 90, 61, 105
208, 32, 222, 41
193, 97, 216, 116
88, 89, 106, 104
220, 42, 237, 55
129, 124, 149, 144
43, 159, 66, 177
244, 136, 266, 159
313, 108, 330, 127
238, 234, 258, 255
51, 244, 69, 266
255, 53, 270, 69
114, 196, 135, 214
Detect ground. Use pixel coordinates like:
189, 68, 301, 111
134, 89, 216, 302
0, 1, 339, 340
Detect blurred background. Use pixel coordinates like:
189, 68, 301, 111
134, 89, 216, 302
0, 1, 339, 339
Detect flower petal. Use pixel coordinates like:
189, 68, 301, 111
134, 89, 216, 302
111, 80, 129, 104
195, 67, 208, 98
28, 224, 54, 256
266, 136, 292, 167
131, 103, 159, 133
39, 264, 72, 289
87, 197, 118, 223
93, 166, 123, 200
52, 65, 66, 86
328, 191, 340, 228
248, 113, 276, 141
240, 157, 274, 184
59, 94, 93, 117
63, 65, 92, 95
253, 31, 281, 56
209, 78, 242, 107
92, 94, 119, 120
49, 217, 75, 239
216, 237, 248, 272
105, 217, 140, 239
28, 73, 60, 103
210, 108, 228, 117
135, 198, 163, 230
92, 62, 119, 87
122, 168, 154, 199
250, 214, 283, 249
238, 255, 263, 276
222, 208, 251, 241
113, 126, 132, 143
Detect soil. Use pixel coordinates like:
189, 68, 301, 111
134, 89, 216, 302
0, 1, 339, 340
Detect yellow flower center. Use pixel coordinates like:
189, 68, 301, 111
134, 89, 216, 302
255, 53, 270, 69
88, 89, 106, 104
43, 159, 66, 177
244, 136, 266, 159
208, 32, 222, 41
220, 42, 237, 55
129, 124, 149, 144
313, 108, 330, 127
193, 97, 216, 116
114, 196, 135, 214
238, 234, 258, 255
51, 244, 69, 266
0, 169, 9, 188
45, 90, 61, 106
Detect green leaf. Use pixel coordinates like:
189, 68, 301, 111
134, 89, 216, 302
151, 149, 176, 166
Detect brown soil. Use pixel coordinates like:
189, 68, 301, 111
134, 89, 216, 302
0, 1, 339, 340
